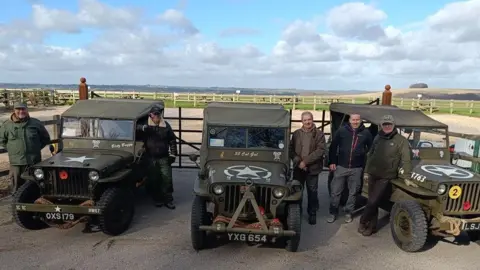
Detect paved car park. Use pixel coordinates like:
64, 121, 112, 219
0, 169, 479, 270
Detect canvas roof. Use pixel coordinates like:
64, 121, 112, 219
329, 103, 448, 128
61, 99, 165, 120
203, 102, 290, 127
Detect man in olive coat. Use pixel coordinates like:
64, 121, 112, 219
359, 115, 412, 236
0, 103, 51, 192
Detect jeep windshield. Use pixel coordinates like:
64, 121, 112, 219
399, 127, 447, 148
207, 126, 286, 149
61, 117, 134, 140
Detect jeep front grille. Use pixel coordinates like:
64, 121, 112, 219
444, 182, 480, 214
222, 184, 272, 217
43, 168, 90, 198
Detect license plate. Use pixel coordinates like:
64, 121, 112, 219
463, 222, 480, 231
44, 212, 75, 221
227, 233, 268, 243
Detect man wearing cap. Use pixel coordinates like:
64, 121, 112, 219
137, 105, 178, 209
0, 103, 51, 192
358, 114, 412, 236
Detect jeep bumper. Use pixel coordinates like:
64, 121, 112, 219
199, 223, 296, 236
434, 216, 480, 236
13, 203, 103, 215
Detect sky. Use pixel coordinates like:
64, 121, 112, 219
0, 0, 479, 90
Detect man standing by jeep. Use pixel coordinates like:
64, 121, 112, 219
327, 113, 372, 223
138, 105, 178, 209
0, 102, 50, 193
359, 115, 412, 236
290, 111, 326, 225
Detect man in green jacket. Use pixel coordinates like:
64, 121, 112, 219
358, 114, 412, 236
0, 103, 51, 193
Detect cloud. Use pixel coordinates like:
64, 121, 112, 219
1, 0, 480, 89
219, 27, 261, 37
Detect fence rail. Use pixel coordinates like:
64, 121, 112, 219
0, 107, 332, 176
2, 88, 480, 116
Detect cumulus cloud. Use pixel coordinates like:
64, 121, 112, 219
1, 0, 480, 89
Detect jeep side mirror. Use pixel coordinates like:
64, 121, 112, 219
49, 145, 55, 155
189, 153, 199, 162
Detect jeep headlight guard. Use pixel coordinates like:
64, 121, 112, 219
212, 184, 224, 195
88, 171, 99, 181
34, 168, 44, 180
437, 184, 447, 195
272, 187, 285, 198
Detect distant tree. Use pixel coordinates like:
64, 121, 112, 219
409, 83, 428, 88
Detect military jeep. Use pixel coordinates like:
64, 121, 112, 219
189, 102, 303, 252
329, 103, 480, 252
11, 99, 163, 235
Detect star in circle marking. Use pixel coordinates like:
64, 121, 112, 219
65, 156, 95, 163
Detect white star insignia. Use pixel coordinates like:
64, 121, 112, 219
65, 156, 95, 163
55, 206, 61, 212
231, 166, 264, 178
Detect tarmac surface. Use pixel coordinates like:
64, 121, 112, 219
0, 169, 479, 270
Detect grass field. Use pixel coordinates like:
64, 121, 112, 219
5, 88, 480, 117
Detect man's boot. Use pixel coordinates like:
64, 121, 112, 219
164, 200, 176, 210
326, 214, 336, 223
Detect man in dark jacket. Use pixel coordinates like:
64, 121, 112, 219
0, 103, 50, 193
359, 114, 412, 236
327, 113, 373, 223
290, 111, 326, 225
138, 105, 178, 209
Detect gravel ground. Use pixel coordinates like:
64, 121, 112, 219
0, 170, 479, 270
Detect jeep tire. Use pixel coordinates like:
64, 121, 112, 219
191, 195, 211, 251
97, 187, 135, 236
12, 180, 48, 230
390, 200, 428, 252
285, 203, 301, 252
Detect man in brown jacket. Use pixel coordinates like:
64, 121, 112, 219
289, 111, 326, 225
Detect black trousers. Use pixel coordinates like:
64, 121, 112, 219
294, 169, 319, 215
359, 175, 390, 230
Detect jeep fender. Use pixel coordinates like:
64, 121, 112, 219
284, 179, 303, 201
193, 177, 210, 197
390, 179, 438, 198
98, 169, 132, 183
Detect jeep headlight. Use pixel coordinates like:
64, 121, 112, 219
212, 184, 224, 195
88, 171, 99, 181
34, 168, 44, 179
273, 187, 285, 199
437, 184, 447, 195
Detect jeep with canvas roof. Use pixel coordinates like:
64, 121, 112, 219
11, 98, 165, 235
189, 102, 303, 252
329, 103, 480, 252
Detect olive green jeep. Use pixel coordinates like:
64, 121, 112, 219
329, 103, 480, 252
11, 99, 164, 235
189, 102, 303, 252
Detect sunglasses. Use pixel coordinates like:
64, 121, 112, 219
151, 111, 161, 116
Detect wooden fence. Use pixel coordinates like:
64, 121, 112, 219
0, 107, 333, 178
2, 88, 480, 116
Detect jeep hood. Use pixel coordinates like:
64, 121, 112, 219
35, 150, 134, 171
205, 161, 288, 185
412, 159, 480, 182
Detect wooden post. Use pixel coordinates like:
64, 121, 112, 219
52, 115, 63, 153
79, 77, 88, 100
382, 84, 392, 105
